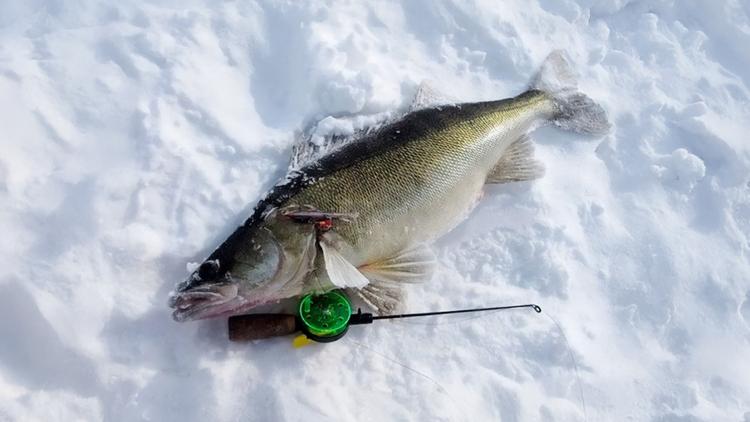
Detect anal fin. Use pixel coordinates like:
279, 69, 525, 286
486, 134, 545, 184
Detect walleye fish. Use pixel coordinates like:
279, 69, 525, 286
169, 51, 609, 321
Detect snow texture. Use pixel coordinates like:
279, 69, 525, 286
1, 0, 749, 421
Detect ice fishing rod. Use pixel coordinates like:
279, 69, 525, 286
228, 290, 542, 346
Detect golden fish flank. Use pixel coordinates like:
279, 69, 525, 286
169, 51, 610, 322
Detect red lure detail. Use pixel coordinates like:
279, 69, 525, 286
315, 218, 333, 231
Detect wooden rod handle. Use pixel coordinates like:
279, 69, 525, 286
228, 314, 299, 341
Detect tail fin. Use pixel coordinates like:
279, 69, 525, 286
532, 51, 610, 136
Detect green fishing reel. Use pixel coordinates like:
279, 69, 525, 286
228, 291, 369, 345
297, 291, 352, 342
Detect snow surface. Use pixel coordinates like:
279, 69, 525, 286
2, 0, 750, 421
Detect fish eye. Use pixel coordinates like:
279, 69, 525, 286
198, 260, 220, 279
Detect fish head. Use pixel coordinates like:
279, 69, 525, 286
169, 209, 317, 322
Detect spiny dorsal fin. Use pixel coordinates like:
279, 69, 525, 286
486, 134, 545, 184
289, 111, 399, 171
289, 81, 455, 171
409, 80, 456, 112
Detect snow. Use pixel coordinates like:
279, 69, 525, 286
1, 0, 749, 421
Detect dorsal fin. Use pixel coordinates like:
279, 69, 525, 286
409, 80, 456, 112
289, 81, 456, 171
289, 111, 399, 171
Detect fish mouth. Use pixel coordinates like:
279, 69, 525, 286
168, 282, 243, 322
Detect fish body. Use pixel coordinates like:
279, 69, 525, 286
291, 90, 554, 265
169, 52, 609, 321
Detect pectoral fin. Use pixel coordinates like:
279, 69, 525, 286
486, 134, 545, 184
319, 234, 369, 289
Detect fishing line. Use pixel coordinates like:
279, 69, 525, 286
542, 312, 588, 422
372, 303, 588, 421
228, 292, 587, 419
348, 339, 464, 421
